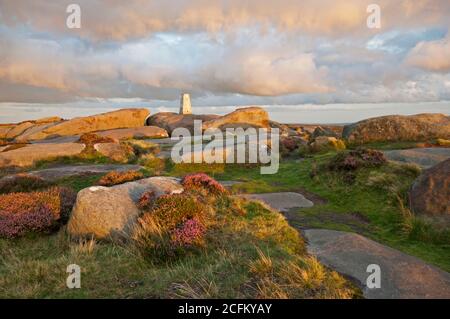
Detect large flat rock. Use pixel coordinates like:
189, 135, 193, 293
239, 192, 314, 212
202, 106, 270, 131
96, 126, 168, 141
0, 143, 85, 168
304, 229, 450, 299
343, 113, 450, 144
384, 147, 450, 168
146, 112, 219, 135
23, 108, 150, 141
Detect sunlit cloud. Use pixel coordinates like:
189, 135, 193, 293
0, 0, 449, 108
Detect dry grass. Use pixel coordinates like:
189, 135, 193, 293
0, 172, 361, 299
251, 255, 358, 299
138, 154, 165, 175
170, 278, 219, 299
70, 238, 97, 255
396, 194, 450, 245
124, 139, 160, 156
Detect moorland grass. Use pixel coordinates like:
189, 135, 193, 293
1, 141, 448, 298
0, 193, 359, 298
166, 154, 450, 271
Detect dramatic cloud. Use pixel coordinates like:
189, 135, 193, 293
406, 36, 450, 72
0, 0, 449, 108
2, 0, 449, 40
0, 28, 330, 100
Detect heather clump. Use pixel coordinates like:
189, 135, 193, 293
0, 174, 52, 194
0, 187, 76, 238
327, 148, 387, 172
181, 173, 227, 195
97, 170, 143, 186
133, 193, 209, 261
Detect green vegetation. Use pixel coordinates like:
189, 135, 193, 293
348, 140, 429, 150
33, 153, 113, 170
0, 177, 359, 298
1, 138, 448, 298
165, 153, 450, 271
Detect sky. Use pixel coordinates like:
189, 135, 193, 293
0, 0, 449, 123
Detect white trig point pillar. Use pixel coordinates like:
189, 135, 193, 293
179, 93, 192, 115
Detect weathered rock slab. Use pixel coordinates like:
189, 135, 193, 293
96, 126, 168, 141
67, 177, 183, 240
0, 143, 85, 168
5, 122, 35, 139
202, 107, 270, 131
94, 143, 133, 163
24, 108, 150, 141
0, 125, 14, 139
146, 112, 219, 135
14, 122, 61, 142
239, 192, 314, 212
304, 229, 450, 299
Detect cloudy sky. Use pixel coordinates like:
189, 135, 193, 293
0, 0, 449, 123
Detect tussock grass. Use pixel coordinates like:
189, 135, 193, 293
176, 153, 449, 271
0, 194, 359, 298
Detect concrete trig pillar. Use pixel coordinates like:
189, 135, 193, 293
179, 93, 192, 115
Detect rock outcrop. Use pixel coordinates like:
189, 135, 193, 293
22, 108, 150, 141
94, 143, 133, 163
269, 121, 298, 137
67, 177, 184, 240
310, 136, 346, 152
5, 122, 35, 139
312, 126, 339, 139
0, 117, 64, 140
34, 116, 63, 124
202, 107, 270, 131
343, 113, 450, 144
146, 112, 219, 135
96, 126, 168, 141
0, 125, 14, 139
0, 143, 85, 168
409, 158, 450, 224
14, 122, 62, 142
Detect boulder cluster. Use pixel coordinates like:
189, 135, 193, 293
0, 104, 449, 226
